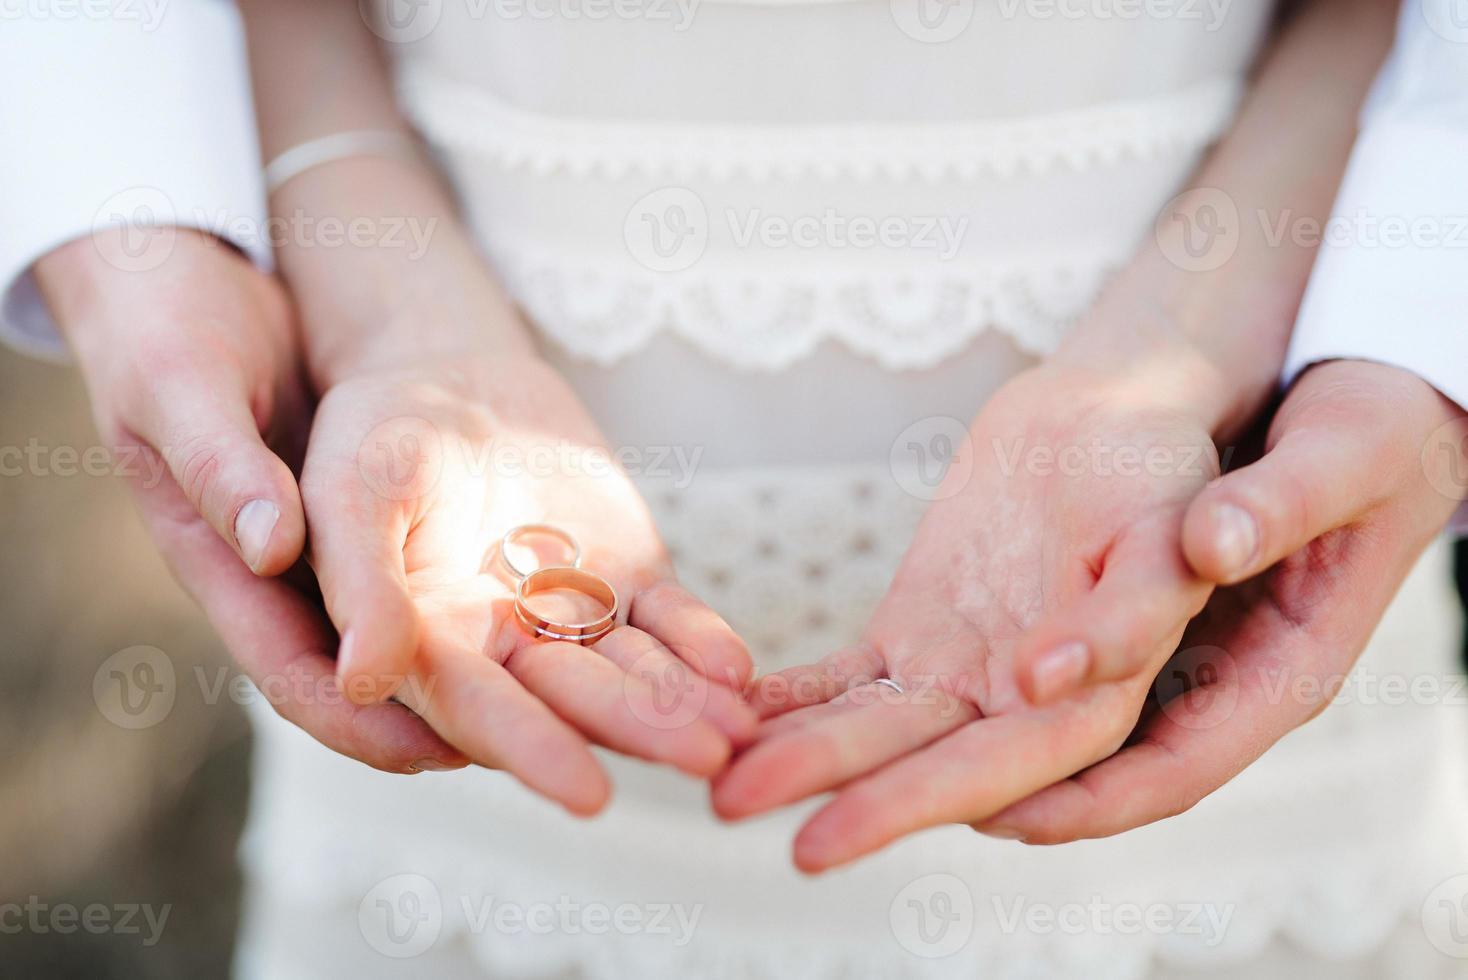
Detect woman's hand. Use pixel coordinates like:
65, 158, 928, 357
38, 228, 464, 773
974, 359, 1468, 843
302, 350, 756, 814
712, 355, 1221, 870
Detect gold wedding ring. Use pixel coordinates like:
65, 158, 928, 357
501, 525, 617, 646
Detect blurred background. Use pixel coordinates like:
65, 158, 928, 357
0, 352, 246, 978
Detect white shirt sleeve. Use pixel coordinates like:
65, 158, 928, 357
0, 0, 271, 362
1283, 0, 1468, 411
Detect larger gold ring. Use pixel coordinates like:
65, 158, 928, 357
514, 565, 618, 646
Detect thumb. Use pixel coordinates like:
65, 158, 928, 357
1182, 425, 1376, 586
128, 372, 306, 577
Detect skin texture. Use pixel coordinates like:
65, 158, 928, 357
977, 360, 1466, 844
236, 0, 755, 813
300, 351, 756, 814
714, 0, 1411, 870
37, 229, 465, 774
715, 357, 1466, 869
712, 360, 1221, 869
43, 0, 1422, 857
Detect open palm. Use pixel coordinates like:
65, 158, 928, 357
713, 363, 1218, 870
302, 352, 755, 814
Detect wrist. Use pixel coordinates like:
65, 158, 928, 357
1051, 249, 1297, 438
266, 156, 538, 390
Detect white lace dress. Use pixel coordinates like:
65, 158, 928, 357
235, 3, 1468, 976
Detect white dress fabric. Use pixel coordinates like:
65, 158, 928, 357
236, 3, 1468, 977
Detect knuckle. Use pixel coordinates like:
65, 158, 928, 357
169, 434, 228, 514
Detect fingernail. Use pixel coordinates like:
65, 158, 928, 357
411, 759, 466, 773
234, 499, 280, 572
1211, 502, 1259, 578
1030, 642, 1090, 703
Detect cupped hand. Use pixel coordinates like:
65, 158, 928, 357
713, 358, 1221, 870
39, 229, 461, 774
302, 351, 756, 814
975, 358, 1468, 843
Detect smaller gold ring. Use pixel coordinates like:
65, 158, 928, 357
500, 524, 582, 582
514, 565, 618, 646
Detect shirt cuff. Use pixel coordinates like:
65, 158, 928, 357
0, 2, 271, 363
1283, 121, 1468, 412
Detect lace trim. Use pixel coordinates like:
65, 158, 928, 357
492, 246, 1118, 371
398, 70, 1245, 181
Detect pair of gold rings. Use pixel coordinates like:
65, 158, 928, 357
502, 524, 618, 646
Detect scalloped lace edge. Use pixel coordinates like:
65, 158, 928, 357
398, 70, 1246, 181
489, 247, 1122, 371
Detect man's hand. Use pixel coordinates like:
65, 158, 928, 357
35, 228, 465, 773
976, 359, 1468, 842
